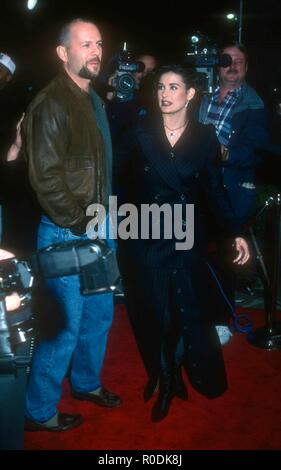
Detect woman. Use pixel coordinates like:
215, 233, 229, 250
114, 65, 249, 422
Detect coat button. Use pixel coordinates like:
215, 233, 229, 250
144, 166, 150, 172
180, 194, 186, 201
182, 220, 186, 228
170, 151, 175, 159
154, 194, 160, 201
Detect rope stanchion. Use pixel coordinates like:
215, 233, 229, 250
248, 193, 281, 350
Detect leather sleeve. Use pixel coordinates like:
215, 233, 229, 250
25, 97, 86, 228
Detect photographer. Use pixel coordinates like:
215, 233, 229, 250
0, 249, 30, 450
198, 42, 269, 344
105, 49, 157, 145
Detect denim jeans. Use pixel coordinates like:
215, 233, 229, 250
26, 216, 114, 422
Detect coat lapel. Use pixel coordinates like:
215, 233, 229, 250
136, 125, 183, 193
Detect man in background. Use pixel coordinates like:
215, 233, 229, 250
199, 42, 269, 344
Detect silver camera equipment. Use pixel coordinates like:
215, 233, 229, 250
112, 42, 145, 101
184, 31, 232, 94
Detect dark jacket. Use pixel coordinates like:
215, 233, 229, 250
199, 83, 269, 222
22, 70, 112, 229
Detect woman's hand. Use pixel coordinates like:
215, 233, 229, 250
233, 237, 250, 265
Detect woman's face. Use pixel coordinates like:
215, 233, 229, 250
157, 71, 195, 114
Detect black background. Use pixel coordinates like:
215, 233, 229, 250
1, 0, 281, 100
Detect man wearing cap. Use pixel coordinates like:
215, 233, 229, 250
0, 53, 16, 243
0, 53, 15, 90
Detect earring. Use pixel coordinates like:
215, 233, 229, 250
185, 101, 189, 108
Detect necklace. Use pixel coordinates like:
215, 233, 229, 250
164, 121, 188, 138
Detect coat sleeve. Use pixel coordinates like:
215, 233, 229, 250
200, 127, 243, 237
223, 107, 269, 170
23, 98, 86, 228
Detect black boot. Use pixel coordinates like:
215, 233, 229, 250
151, 370, 173, 422
143, 377, 159, 402
173, 367, 188, 400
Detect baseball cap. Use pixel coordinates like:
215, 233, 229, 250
0, 52, 16, 75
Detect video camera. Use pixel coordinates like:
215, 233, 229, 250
0, 239, 120, 347
184, 31, 232, 94
112, 42, 145, 101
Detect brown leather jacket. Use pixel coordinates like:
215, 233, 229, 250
22, 70, 108, 229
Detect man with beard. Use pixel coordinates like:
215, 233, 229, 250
198, 42, 268, 345
22, 19, 121, 432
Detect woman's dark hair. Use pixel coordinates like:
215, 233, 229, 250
153, 64, 201, 115
153, 64, 199, 91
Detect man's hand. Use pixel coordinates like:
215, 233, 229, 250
233, 237, 250, 265
0, 249, 21, 311
5, 293, 21, 311
0, 248, 15, 260
6, 113, 25, 162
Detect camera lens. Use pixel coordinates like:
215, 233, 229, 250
116, 72, 135, 93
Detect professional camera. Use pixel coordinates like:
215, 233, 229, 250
0, 239, 120, 348
184, 31, 232, 94
112, 42, 145, 101
0, 257, 34, 347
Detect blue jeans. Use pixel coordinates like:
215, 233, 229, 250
26, 216, 114, 422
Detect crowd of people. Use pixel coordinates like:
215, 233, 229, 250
0, 15, 279, 448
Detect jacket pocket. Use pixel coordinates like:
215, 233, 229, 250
64, 157, 93, 171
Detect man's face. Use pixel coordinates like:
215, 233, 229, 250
219, 46, 248, 89
0, 64, 12, 91
135, 55, 157, 86
63, 22, 103, 80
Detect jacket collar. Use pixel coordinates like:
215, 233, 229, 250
58, 69, 92, 101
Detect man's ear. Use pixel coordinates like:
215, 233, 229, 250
56, 45, 68, 63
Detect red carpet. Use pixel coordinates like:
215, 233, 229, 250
24, 305, 281, 450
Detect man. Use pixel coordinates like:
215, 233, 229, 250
199, 42, 269, 344
0, 53, 16, 243
0, 53, 15, 90
199, 42, 268, 223
22, 18, 121, 432
106, 52, 157, 146
134, 54, 157, 89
